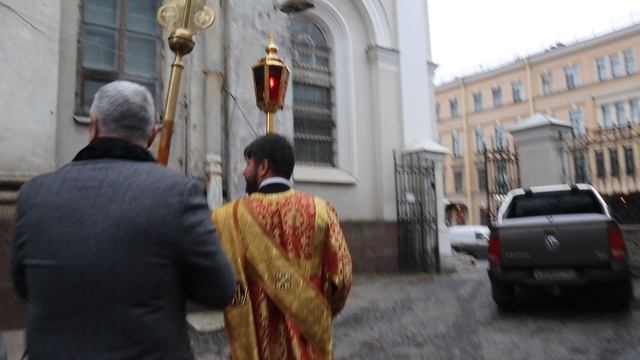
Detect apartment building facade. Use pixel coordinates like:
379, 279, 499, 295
436, 23, 640, 225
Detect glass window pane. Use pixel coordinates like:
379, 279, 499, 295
316, 55, 329, 68
83, 79, 110, 114
293, 83, 330, 108
297, 50, 312, 66
83, 26, 117, 71
294, 113, 333, 138
127, 0, 159, 33
294, 139, 333, 166
289, 18, 327, 47
84, 0, 118, 27
125, 35, 157, 76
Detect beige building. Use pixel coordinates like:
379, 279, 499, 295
436, 23, 640, 225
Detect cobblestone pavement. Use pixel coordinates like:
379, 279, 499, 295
192, 263, 640, 360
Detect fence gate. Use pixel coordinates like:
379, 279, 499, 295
484, 147, 520, 223
564, 126, 640, 224
394, 151, 439, 273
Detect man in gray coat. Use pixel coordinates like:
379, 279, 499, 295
11, 81, 236, 359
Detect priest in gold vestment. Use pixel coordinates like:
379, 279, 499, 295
212, 134, 352, 360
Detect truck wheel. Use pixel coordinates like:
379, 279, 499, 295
610, 280, 633, 310
492, 282, 516, 309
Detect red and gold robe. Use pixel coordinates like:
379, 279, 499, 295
211, 189, 352, 360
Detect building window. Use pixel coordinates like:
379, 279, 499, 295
435, 102, 441, 121
564, 65, 581, 90
624, 50, 636, 75
573, 152, 588, 183
450, 98, 460, 118
78, 0, 162, 115
602, 105, 613, 129
473, 91, 483, 112
454, 171, 463, 193
492, 86, 502, 107
540, 72, 553, 95
496, 161, 508, 190
290, 17, 335, 166
625, 147, 635, 176
610, 148, 620, 177
615, 101, 627, 126
569, 108, 585, 138
596, 57, 608, 82
477, 167, 487, 192
452, 132, 461, 157
610, 53, 623, 78
475, 127, 485, 153
494, 123, 507, 150
596, 151, 605, 178
630, 99, 640, 124
511, 80, 524, 103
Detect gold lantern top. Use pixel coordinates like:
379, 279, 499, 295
252, 38, 290, 115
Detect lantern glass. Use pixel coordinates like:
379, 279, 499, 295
253, 66, 265, 105
268, 66, 283, 102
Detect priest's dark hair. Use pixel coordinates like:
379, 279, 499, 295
244, 134, 295, 179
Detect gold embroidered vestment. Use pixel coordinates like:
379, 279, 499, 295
211, 190, 352, 360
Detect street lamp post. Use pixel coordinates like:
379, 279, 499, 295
156, 0, 215, 166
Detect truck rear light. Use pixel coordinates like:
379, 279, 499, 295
488, 231, 500, 265
608, 224, 626, 260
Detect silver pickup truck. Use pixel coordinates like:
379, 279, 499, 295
487, 184, 633, 309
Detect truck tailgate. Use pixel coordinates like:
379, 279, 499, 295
499, 214, 611, 269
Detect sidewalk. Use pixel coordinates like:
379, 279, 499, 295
1, 253, 478, 359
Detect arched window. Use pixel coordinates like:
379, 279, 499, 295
289, 17, 335, 166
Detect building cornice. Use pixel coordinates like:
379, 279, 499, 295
436, 23, 640, 92
367, 45, 400, 71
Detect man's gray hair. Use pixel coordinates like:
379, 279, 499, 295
89, 81, 155, 141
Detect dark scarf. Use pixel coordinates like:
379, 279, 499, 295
73, 137, 154, 162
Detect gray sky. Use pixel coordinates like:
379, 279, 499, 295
429, 0, 640, 84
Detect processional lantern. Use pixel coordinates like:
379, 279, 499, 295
252, 37, 290, 134
155, 0, 215, 166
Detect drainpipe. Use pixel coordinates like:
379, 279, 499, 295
525, 58, 535, 115
460, 79, 474, 223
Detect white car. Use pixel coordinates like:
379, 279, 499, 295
447, 225, 490, 257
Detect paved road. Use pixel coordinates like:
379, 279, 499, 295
193, 263, 640, 360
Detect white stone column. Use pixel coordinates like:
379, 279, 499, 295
395, 0, 437, 147
205, 154, 223, 209
367, 45, 402, 220
510, 113, 573, 187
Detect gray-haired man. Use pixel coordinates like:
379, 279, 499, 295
11, 80, 236, 359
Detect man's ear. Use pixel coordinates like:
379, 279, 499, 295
89, 114, 99, 141
146, 125, 158, 149
258, 158, 270, 178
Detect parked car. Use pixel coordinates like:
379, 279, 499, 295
487, 184, 633, 309
448, 225, 490, 257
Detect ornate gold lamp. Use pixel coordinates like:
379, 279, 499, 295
156, 0, 215, 166
252, 37, 290, 134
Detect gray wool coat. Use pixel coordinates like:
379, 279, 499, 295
11, 138, 236, 360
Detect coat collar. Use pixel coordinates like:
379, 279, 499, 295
73, 137, 155, 162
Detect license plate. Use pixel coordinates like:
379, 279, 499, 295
533, 269, 577, 281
